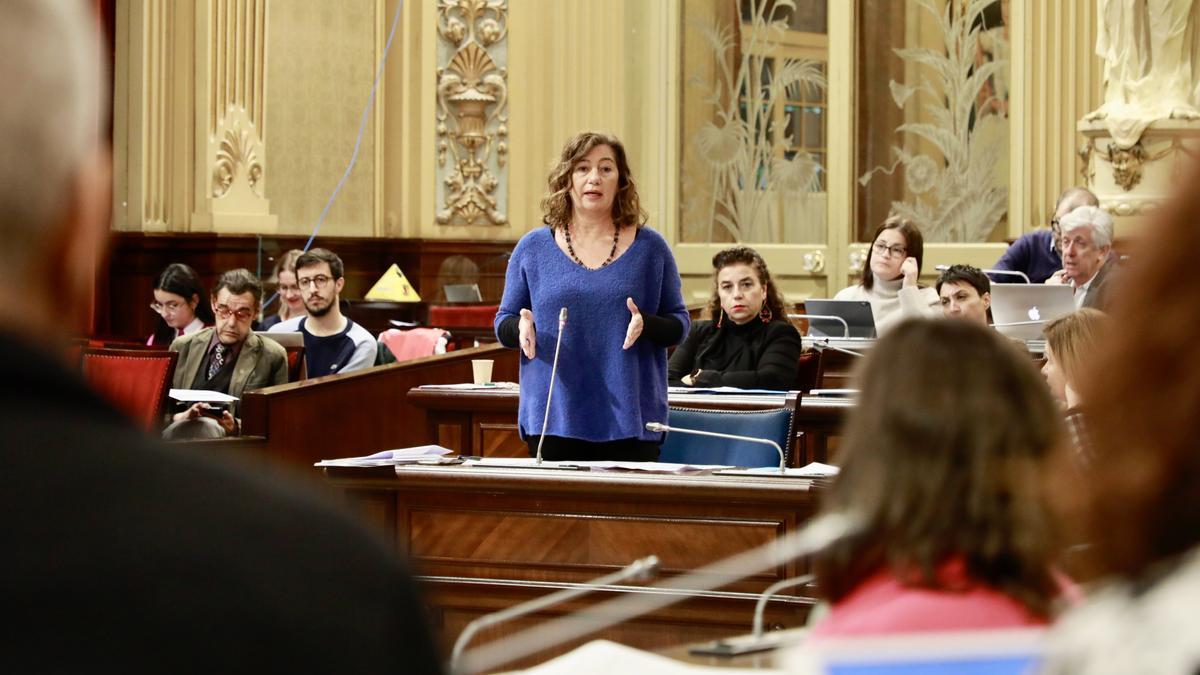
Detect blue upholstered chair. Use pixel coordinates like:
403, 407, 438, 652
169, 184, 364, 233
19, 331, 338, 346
657, 405, 795, 467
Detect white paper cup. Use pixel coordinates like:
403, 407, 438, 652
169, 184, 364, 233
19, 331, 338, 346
471, 359, 494, 385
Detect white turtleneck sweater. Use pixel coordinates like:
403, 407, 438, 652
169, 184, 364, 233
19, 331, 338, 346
833, 274, 940, 335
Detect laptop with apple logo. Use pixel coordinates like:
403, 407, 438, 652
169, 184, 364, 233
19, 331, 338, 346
989, 283, 1076, 341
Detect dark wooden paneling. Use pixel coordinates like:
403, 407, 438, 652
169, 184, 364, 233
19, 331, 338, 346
238, 343, 519, 469
100, 233, 514, 339
323, 464, 822, 668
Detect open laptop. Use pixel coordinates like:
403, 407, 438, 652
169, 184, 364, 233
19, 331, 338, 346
443, 283, 482, 303
802, 299, 877, 339
989, 283, 1076, 341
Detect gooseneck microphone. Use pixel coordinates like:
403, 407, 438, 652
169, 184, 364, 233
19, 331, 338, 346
534, 307, 568, 465
935, 264, 1032, 284
787, 313, 850, 339
645, 421, 786, 472
449, 555, 660, 674
455, 511, 864, 674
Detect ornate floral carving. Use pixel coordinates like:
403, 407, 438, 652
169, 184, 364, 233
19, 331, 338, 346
212, 126, 264, 199
436, 0, 508, 226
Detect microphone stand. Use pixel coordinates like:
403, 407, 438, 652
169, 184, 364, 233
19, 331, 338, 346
935, 265, 1032, 284
787, 313, 850, 339
448, 555, 660, 674
454, 511, 864, 675
534, 307, 568, 465
645, 421, 786, 473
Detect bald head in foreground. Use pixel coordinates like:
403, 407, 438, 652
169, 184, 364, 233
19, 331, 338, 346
0, 2, 440, 671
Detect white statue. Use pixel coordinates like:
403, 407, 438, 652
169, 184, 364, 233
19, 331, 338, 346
1087, 0, 1200, 147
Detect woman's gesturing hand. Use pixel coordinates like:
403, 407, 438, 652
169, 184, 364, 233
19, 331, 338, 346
622, 297, 643, 350
519, 308, 537, 359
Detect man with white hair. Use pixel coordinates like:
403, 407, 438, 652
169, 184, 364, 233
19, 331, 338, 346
1046, 205, 1118, 311
0, 2, 440, 672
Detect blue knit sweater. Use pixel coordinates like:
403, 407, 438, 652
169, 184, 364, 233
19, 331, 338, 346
495, 226, 690, 442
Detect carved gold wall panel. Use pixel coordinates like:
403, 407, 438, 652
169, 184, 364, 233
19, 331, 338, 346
436, 0, 508, 226
193, 0, 277, 231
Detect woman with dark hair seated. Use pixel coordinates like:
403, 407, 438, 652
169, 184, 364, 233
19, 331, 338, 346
807, 319, 1071, 638
668, 246, 801, 391
147, 263, 213, 346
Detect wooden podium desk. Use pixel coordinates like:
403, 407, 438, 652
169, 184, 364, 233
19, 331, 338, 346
407, 387, 852, 466
323, 462, 823, 666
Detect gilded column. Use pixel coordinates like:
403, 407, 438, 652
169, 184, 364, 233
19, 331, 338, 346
192, 0, 278, 231
435, 0, 509, 227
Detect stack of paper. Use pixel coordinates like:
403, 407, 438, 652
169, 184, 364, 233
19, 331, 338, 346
513, 639, 779, 674
716, 462, 840, 478
314, 445, 452, 467
461, 458, 733, 474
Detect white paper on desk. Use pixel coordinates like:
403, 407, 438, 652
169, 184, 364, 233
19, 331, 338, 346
586, 461, 733, 474
515, 639, 778, 675
464, 457, 580, 469
314, 445, 452, 467
719, 462, 839, 478
667, 386, 787, 395
417, 382, 519, 391
168, 388, 239, 403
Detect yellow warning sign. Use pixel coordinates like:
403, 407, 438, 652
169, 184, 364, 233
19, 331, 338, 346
364, 264, 421, 302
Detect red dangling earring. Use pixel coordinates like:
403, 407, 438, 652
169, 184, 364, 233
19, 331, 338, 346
716, 311, 724, 328
759, 305, 773, 323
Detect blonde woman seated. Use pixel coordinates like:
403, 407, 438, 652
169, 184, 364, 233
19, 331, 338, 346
834, 216, 939, 335
806, 319, 1072, 639
1042, 309, 1106, 411
668, 247, 801, 391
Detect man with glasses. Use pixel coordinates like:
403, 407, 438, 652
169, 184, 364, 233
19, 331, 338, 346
1046, 205, 1118, 311
993, 187, 1098, 283
269, 247, 376, 376
166, 268, 288, 438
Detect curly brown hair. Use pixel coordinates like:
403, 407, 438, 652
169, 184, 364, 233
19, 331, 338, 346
704, 246, 787, 323
813, 319, 1065, 617
539, 132, 647, 230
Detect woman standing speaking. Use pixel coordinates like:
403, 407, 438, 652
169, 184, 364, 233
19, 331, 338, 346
495, 132, 689, 462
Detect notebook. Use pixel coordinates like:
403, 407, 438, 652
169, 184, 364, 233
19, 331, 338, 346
989, 283, 1076, 341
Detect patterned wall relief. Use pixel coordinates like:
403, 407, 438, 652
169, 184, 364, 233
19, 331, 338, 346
858, 0, 1009, 243
194, 0, 277, 229
681, 0, 828, 244
436, 0, 509, 226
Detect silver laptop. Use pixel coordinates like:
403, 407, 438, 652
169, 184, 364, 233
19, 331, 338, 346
443, 283, 482, 303
989, 284, 1076, 341
802, 299, 877, 339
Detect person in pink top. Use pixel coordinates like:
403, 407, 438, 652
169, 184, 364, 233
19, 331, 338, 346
808, 318, 1072, 639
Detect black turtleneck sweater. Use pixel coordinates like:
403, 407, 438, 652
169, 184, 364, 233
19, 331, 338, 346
667, 317, 802, 390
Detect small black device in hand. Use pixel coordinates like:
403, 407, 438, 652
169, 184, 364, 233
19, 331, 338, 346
199, 404, 228, 418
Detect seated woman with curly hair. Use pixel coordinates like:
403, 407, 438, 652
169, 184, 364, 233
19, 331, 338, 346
667, 246, 801, 391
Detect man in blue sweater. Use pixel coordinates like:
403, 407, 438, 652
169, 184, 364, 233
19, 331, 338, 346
992, 187, 1098, 283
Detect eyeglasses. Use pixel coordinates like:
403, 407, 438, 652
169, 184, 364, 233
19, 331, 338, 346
214, 304, 255, 321
871, 242, 907, 258
149, 301, 184, 314
297, 275, 334, 289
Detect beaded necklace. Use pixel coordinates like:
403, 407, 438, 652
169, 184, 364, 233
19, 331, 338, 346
563, 223, 620, 269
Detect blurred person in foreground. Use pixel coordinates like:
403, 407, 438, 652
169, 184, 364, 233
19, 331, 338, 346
806, 319, 1073, 638
494, 132, 689, 461
0, 1, 440, 671
1042, 166, 1200, 675
668, 246, 801, 390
